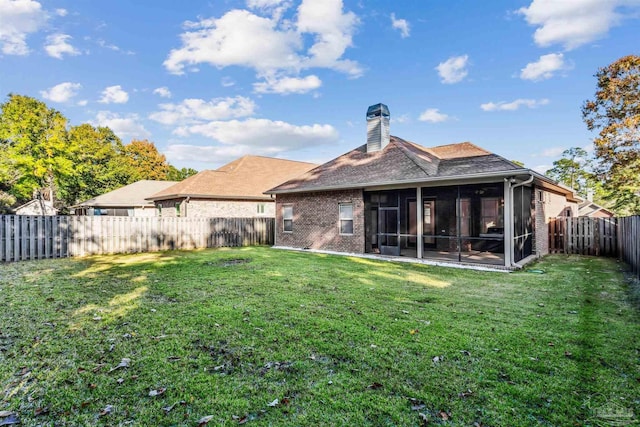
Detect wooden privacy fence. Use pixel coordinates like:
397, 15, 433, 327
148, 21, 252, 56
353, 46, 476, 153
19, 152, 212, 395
0, 215, 274, 262
548, 217, 618, 256
617, 215, 640, 278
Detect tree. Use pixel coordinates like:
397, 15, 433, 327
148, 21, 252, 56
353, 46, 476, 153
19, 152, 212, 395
121, 139, 170, 182
545, 148, 592, 196
167, 165, 198, 181
58, 124, 130, 206
0, 94, 72, 205
582, 55, 640, 215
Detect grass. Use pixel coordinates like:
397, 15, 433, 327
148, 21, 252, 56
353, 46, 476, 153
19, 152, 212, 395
0, 247, 638, 426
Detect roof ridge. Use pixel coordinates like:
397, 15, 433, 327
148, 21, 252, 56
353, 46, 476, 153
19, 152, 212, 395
391, 136, 437, 177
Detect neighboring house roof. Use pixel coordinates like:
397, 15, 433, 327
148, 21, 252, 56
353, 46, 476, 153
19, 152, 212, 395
14, 199, 58, 214
578, 200, 615, 217
71, 180, 178, 208
147, 155, 317, 202
267, 137, 526, 194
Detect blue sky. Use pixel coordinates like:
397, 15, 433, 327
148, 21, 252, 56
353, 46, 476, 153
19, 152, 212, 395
1, 0, 639, 173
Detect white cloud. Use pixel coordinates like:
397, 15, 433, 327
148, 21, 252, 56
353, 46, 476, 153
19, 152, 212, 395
436, 55, 469, 84
418, 108, 450, 123
174, 118, 338, 152
0, 0, 47, 55
481, 98, 549, 111
55, 8, 67, 16
40, 82, 81, 103
517, 0, 639, 50
390, 13, 410, 38
541, 147, 565, 157
94, 111, 150, 139
164, 0, 361, 80
246, 0, 287, 8
44, 33, 80, 59
149, 96, 256, 125
297, 0, 361, 76
165, 144, 255, 165
97, 38, 135, 55
98, 85, 129, 104
253, 74, 321, 94
520, 52, 568, 81
153, 87, 172, 98
221, 76, 236, 87
77, 99, 88, 106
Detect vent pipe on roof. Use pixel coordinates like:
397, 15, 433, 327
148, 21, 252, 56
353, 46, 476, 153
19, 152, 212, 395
366, 103, 390, 152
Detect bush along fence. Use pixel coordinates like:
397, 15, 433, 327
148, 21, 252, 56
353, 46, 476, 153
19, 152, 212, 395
0, 215, 274, 262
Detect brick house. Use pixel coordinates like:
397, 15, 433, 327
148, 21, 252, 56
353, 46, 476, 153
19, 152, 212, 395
147, 155, 316, 218
71, 180, 178, 216
266, 103, 579, 268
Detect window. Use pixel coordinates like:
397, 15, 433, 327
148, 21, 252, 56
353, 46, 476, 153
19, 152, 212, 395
339, 203, 354, 235
175, 202, 181, 217
157, 204, 162, 217
257, 203, 265, 214
283, 205, 293, 232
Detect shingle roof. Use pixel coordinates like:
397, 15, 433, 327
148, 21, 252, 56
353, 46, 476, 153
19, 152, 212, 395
71, 180, 178, 208
148, 155, 317, 201
267, 137, 523, 193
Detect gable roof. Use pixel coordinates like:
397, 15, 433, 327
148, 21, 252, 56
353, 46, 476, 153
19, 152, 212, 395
267, 137, 524, 194
148, 155, 317, 202
14, 199, 58, 214
578, 200, 615, 217
71, 180, 178, 208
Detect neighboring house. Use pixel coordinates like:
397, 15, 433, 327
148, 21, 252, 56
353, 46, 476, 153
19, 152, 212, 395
147, 155, 317, 218
578, 200, 614, 218
14, 199, 58, 216
266, 103, 579, 268
70, 180, 178, 216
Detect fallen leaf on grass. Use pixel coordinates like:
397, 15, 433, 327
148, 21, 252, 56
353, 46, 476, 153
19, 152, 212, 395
548, 342, 554, 347
267, 399, 279, 407
34, 407, 49, 416
438, 410, 451, 421
458, 389, 473, 398
116, 378, 124, 384
366, 382, 383, 390
418, 412, 429, 425
0, 413, 19, 426
410, 329, 419, 335
564, 351, 573, 358
408, 398, 426, 411
92, 364, 106, 373
88, 383, 97, 389
109, 358, 130, 372
460, 350, 471, 356
232, 414, 248, 424
149, 387, 167, 397
167, 356, 181, 362
432, 356, 443, 363
162, 400, 185, 413
197, 415, 214, 425
99, 405, 113, 417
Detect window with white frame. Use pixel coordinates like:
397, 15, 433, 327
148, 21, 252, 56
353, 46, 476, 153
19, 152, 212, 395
257, 203, 266, 214
339, 203, 354, 235
283, 205, 293, 232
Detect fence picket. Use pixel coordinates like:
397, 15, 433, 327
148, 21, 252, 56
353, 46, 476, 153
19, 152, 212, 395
0, 215, 275, 263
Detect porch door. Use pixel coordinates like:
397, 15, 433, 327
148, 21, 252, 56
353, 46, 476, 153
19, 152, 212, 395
423, 198, 436, 249
407, 199, 417, 248
378, 207, 399, 255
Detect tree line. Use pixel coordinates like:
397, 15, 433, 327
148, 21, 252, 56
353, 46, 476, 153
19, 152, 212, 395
547, 55, 639, 216
0, 94, 196, 213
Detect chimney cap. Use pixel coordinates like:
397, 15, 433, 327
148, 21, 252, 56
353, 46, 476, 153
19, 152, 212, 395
366, 103, 390, 120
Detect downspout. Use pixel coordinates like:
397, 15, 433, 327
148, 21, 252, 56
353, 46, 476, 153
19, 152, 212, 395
508, 174, 534, 267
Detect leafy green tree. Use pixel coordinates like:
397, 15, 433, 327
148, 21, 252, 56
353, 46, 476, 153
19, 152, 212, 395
58, 124, 130, 206
582, 55, 640, 215
546, 147, 608, 206
167, 165, 198, 181
122, 139, 170, 182
0, 94, 72, 205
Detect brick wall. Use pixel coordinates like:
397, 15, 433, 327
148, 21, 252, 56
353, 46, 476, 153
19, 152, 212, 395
275, 189, 365, 253
534, 187, 578, 256
155, 198, 274, 218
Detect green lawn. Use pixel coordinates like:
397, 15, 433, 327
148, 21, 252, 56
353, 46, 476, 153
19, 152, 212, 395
0, 247, 638, 426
